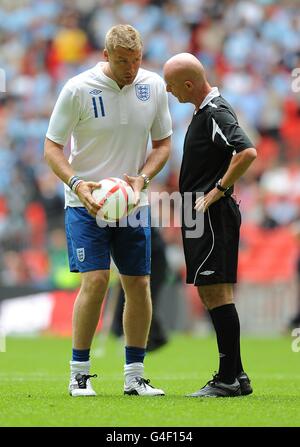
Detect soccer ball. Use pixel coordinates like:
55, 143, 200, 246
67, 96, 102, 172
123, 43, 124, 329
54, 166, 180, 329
92, 177, 136, 222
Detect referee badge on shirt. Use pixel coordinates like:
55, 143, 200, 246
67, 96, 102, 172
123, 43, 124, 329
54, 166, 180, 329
135, 84, 150, 101
76, 248, 85, 262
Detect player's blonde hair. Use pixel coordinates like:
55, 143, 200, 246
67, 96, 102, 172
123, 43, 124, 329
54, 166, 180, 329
105, 24, 143, 53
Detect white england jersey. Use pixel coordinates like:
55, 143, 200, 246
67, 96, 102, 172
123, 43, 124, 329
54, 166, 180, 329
46, 62, 172, 207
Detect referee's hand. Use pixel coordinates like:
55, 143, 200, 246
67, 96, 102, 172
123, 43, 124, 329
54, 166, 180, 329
76, 181, 101, 218
194, 188, 224, 212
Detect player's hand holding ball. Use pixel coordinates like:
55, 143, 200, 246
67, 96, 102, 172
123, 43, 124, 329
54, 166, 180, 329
91, 177, 136, 222
76, 180, 102, 217
123, 173, 146, 207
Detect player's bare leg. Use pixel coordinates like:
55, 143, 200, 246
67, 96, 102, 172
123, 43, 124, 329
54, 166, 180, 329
69, 270, 109, 397
120, 274, 164, 396
72, 270, 110, 348
121, 274, 152, 348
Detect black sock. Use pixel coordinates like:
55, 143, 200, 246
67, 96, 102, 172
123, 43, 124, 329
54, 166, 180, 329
209, 303, 240, 384
236, 338, 244, 376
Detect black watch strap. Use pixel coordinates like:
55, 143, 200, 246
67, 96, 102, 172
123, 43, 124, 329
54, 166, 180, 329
216, 179, 232, 195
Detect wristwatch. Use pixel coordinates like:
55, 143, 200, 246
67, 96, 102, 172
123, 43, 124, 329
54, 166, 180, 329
215, 178, 231, 195
139, 173, 150, 189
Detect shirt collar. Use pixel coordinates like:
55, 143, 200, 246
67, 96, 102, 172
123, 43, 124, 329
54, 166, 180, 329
93, 62, 139, 91
199, 87, 220, 109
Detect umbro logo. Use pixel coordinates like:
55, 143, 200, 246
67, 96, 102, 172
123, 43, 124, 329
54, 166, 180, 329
199, 270, 215, 275
89, 89, 102, 95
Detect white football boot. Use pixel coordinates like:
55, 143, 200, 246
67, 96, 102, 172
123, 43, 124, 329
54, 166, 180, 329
69, 360, 97, 397
124, 362, 165, 396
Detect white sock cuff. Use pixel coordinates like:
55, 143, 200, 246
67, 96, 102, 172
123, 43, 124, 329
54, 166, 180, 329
124, 362, 144, 374
70, 360, 91, 371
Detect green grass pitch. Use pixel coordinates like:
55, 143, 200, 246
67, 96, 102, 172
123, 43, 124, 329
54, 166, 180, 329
0, 334, 300, 427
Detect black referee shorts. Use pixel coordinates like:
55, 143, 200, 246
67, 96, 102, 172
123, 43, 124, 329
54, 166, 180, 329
181, 196, 241, 286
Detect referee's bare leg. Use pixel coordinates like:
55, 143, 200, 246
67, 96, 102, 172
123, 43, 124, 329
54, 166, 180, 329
199, 283, 233, 310
198, 283, 239, 387
187, 282, 252, 397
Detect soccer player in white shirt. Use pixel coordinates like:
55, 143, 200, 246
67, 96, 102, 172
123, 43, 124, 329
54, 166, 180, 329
44, 24, 172, 397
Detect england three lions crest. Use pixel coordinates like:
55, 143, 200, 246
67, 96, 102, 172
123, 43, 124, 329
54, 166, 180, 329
135, 84, 150, 101
76, 248, 85, 262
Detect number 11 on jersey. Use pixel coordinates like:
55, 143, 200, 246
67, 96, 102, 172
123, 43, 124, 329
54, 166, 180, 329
92, 96, 105, 117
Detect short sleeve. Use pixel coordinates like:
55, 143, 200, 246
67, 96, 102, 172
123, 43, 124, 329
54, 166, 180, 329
150, 77, 172, 141
46, 83, 80, 146
208, 107, 254, 154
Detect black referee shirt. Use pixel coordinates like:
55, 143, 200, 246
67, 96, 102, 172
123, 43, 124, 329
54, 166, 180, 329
179, 94, 254, 195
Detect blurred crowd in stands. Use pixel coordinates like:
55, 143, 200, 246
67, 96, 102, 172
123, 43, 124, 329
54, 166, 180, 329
0, 0, 300, 289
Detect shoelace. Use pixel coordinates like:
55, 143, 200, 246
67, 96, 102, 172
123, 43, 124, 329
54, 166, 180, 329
75, 373, 97, 389
206, 373, 241, 389
135, 377, 154, 389
205, 372, 220, 388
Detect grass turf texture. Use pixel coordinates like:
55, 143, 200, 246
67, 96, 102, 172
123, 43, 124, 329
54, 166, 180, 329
0, 334, 300, 427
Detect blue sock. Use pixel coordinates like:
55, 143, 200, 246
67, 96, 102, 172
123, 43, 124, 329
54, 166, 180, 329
125, 346, 146, 364
72, 348, 90, 362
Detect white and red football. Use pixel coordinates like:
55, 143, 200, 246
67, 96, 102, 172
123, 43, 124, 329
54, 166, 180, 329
92, 177, 136, 222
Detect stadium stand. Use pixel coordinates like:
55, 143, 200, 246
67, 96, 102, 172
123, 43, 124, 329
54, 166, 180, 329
0, 0, 299, 333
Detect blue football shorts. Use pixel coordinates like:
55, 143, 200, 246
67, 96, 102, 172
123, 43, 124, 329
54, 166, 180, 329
65, 205, 151, 276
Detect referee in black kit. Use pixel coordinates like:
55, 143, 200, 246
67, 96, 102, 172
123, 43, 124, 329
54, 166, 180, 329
163, 53, 257, 397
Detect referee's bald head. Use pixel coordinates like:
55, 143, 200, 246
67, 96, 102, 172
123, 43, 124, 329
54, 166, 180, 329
163, 53, 207, 83
163, 53, 211, 107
